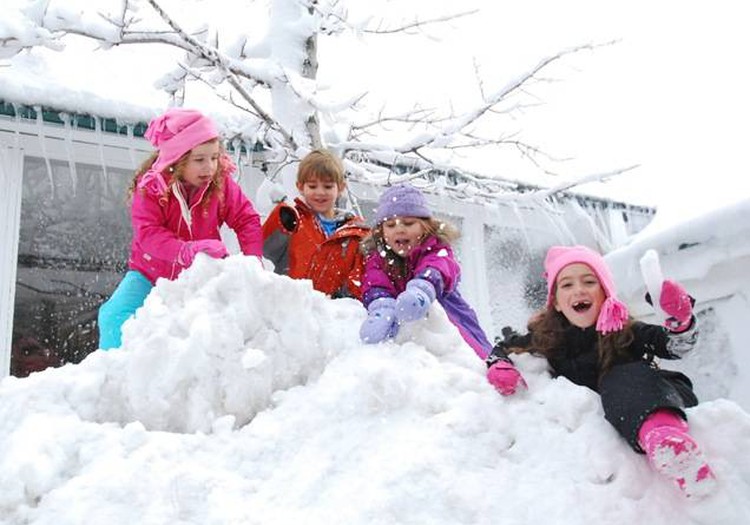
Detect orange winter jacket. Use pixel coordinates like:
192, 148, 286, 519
262, 198, 369, 299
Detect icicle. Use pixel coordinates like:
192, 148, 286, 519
95, 116, 109, 182
34, 105, 56, 200
62, 112, 78, 196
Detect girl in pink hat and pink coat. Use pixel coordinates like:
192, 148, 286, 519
97, 108, 262, 350
486, 244, 717, 498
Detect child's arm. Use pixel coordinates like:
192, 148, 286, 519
131, 189, 185, 264
486, 327, 532, 367
359, 258, 400, 344
223, 176, 263, 257
643, 280, 700, 358
261, 201, 299, 238
392, 241, 461, 322
413, 244, 461, 292
485, 327, 529, 396
261, 201, 299, 272
346, 248, 365, 300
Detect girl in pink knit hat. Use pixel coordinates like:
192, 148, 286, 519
485, 245, 717, 498
97, 108, 262, 350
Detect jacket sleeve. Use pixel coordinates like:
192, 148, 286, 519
131, 188, 185, 267
486, 327, 532, 367
223, 176, 263, 257
361, 253, 398, 307
413, 242, 461, 292
631, 320, 700, 360
345, 247, 366, 301
261, 201, 299, 273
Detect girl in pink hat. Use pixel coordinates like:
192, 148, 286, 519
486, 244, 717, 498
97, 108, 262, 350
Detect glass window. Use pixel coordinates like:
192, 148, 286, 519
12, 156, 131, 376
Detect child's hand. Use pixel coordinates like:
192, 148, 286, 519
487, 361, 527, 396
278, 205, 299, 233
178, 239, 229, 266
360, 298, 399, 344
659, 280, 694, 332
395, 279, 436, 323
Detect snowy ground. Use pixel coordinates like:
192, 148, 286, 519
1, 255, 749, 525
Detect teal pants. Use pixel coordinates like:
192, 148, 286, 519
97, 270, 153, 350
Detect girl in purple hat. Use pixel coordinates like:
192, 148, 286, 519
359, 184, 526, 396
486, 244, 716, 497
97, 108, 263, 350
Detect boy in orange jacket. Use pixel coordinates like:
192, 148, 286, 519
262, 149, 369, 299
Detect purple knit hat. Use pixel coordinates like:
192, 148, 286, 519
374, 184, 431, 224
544, 245, 629, 334
137, 108, 220, 194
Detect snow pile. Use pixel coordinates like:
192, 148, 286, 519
1, 257, 749, 524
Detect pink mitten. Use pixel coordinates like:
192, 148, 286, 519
487, 361, 527, 396
659, 280, 693, 332
178, 239, 229, 266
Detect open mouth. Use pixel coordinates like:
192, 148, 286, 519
572, 300, 592, 313
392, 239, 412, 254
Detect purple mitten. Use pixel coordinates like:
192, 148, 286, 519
395, 279, 436, 323
178, 239, 229, 266
487, 361, 527, 396
360, 298, 399, 344
660, 280, 693, 332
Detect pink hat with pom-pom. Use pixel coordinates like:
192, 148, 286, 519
144, 108, 219, 173
137, 108, 220, 195
544, 245, 629, 334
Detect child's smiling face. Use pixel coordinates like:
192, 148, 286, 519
382, 216, 426, 257
297, 176, 342, 219
554, 263, 606, 329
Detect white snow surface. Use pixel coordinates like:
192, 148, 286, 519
1, 255, 749, 524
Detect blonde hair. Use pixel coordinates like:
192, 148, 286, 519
297, 149, 346, 187
128, 138, 227, 207
361, 217, 460, 279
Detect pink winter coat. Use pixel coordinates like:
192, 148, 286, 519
128, 165, 262, 284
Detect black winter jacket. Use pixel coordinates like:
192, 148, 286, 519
488, 318, 700, 450
487, 318, 698, 392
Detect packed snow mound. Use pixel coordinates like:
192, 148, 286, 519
1, 258, 749, 525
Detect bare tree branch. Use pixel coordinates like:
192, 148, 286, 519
361, 10, 479, 35
0, 1, 630, 204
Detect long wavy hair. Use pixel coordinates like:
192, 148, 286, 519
128, 138, 228, 210
509, 304, 635, 382
360, 217, 460, 281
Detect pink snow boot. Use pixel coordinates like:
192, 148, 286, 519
638, 409, 717, 498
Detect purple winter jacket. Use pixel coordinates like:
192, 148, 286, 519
128, 166, 262, 284
361, 235, 492, 359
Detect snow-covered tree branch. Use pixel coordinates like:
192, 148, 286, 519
1, 0, 616, 201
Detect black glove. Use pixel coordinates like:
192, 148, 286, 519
279, 206, 299, 233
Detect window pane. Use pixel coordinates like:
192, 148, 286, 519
12, 156, 131, 376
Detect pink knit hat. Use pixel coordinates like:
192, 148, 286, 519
145, 108, 219, 172
138, 108, 219, 194
544, 245, 629, 334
